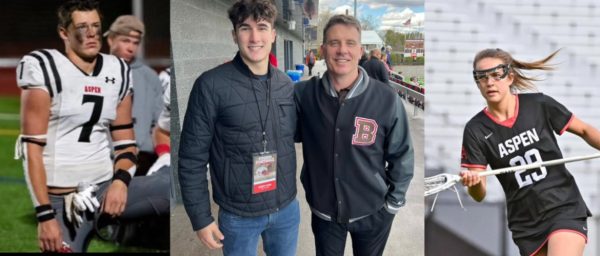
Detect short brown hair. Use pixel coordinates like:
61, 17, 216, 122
228, 0, 278, 30
57, 0, 102, 29
473, 48, 559, 91
322, 15, 361, 44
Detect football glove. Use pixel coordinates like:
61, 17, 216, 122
73, 183, 100, 212
65, 193, 83, 227
64, 183, 100, 227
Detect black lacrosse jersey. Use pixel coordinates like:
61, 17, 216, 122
461, 93, 590, 239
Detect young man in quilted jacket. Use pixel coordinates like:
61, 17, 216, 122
178, 0, 299, 255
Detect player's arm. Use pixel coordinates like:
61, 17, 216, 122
153, 83, 170, 156
146, 81, 171, 176
20, 88, 64, 252
17, 54, 65, 252
179, 76, 223, 248
460, 123, 488, 202
566, 116, 600, 150
153, 126, 170, 155
460, 168, 487, 202
145, 126, 171, 176
383, 95, 414, 214
104, 93, 137, 217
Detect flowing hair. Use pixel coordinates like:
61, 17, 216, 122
473, 48, 560, 91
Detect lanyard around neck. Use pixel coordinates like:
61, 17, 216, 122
251, 77, 271, 152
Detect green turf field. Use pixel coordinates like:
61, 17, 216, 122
0, 95, 165, 252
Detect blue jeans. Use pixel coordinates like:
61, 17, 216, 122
218, 199, 300, 256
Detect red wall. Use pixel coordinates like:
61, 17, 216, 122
0, 68, 19, 96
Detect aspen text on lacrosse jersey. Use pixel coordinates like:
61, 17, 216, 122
498, 128, 540, 158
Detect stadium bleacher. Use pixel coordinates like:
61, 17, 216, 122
426, 0, 600, 255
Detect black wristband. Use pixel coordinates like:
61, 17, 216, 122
114, 151, 138, 165
112, 169, 132, 186
114, 143, 137, 151
35, 204, 55, 222
109, 123, 134, 131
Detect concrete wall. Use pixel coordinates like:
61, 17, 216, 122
171, 0, 237, 127
275, 26, 304, 71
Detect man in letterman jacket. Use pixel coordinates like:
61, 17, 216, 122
295, 14, 414, 256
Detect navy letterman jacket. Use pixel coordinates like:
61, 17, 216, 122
295, 67, 414, 223
178, 52, 297, 231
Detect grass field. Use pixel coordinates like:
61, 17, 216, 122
0, 95, 164, 252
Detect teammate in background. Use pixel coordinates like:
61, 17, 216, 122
147, 67, 173, 216
148, 67, 171, 176
158, 67, 171, 93
105, 15, 163, 176
295, 14, 414, 256
460, 48, 600, 256
15, 0, 169, 252
178, 0, 299, 255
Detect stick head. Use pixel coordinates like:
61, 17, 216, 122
425, 173, 462, 196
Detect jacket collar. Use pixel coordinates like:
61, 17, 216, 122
321, 66, 370, 100
232, 51, 273, 79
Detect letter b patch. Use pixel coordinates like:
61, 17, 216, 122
352, 117, 378, 146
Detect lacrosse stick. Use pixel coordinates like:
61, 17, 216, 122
425, 153, 600, 197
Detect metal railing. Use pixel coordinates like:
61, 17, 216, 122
388, 72, 425, 116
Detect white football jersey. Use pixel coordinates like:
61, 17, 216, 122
17, 49, 132, 187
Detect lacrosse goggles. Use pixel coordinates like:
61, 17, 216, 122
472, 63, 511, 83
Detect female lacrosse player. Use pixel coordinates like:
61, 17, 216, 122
460, 48, 600, 256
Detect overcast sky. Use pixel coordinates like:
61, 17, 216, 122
319, 0, 424, 31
